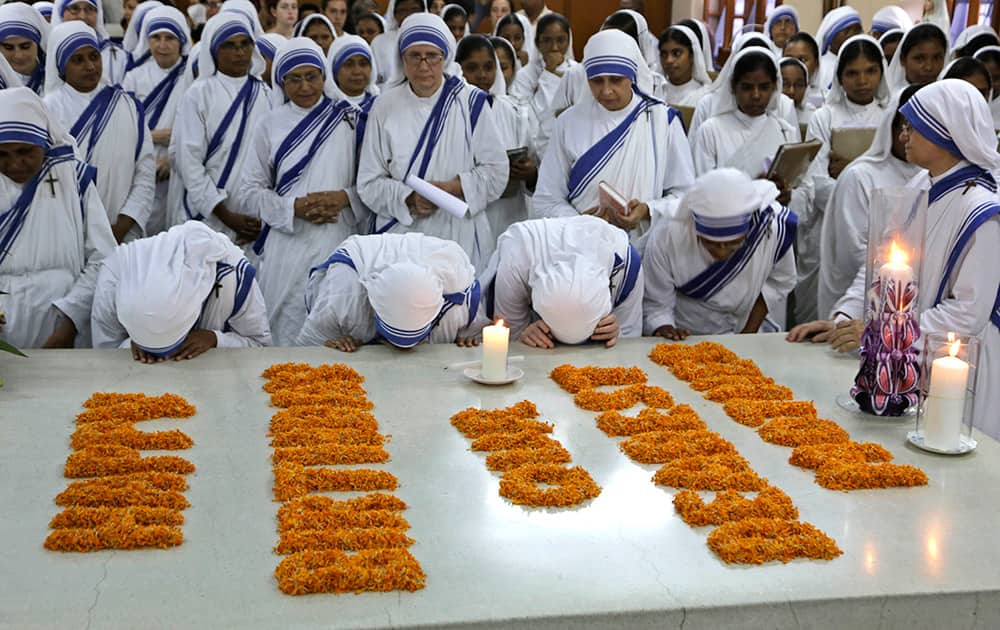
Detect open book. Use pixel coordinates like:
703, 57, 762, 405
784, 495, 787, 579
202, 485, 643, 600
831, 127, 878, 162
765, 140, 822, 188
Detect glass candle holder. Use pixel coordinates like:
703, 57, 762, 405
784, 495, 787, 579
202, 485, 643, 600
913, 333, 979, 453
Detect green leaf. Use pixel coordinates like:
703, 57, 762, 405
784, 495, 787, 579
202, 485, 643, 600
0, 339, 26, 357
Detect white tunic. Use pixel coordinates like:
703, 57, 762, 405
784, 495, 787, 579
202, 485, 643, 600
0, 153, 117, 348
91, 240, 272, 350
510, 55, 577, 123
642, 208, 798, 335
689, 91, 799, 136
534, 93, 694, 245
44, 84, 156, 240
236, 98, 365, 346
485, 94, 532, 242
356, 77, 508, 272
170, 73, 271, 240
123, 56, 191, 235
691, 109, 798, 177
487, 216, 644, 341
660, 78, 709, 108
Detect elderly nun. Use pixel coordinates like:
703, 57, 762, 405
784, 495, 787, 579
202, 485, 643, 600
237, 38, 367, 346
0, 2, 50, 94
357, 12, 507, 273
44, 22, 155, 244
91, 221, 271, 361
0, 88, 117, 348
643, 168, 797, 339
297, 232, 485, 350
534, 29, 693, 245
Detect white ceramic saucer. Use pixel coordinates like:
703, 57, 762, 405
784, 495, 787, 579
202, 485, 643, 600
464, 366, 524, 385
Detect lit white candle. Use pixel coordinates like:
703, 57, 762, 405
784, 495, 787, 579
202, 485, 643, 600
481, 319, 509, 381
878, 241, 913, 312
923, 337, 969, 451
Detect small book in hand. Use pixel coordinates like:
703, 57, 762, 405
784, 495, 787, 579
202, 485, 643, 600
830, 127, 877, 162
598, 181, 629, 217
502, 147, 529, 198
765, 140, 822, 188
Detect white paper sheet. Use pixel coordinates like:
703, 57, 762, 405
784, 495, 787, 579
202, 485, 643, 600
404, 174, 469, 219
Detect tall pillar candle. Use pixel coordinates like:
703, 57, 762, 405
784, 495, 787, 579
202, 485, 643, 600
878, 241, 913, 313
481, 320, 509, 381
923, 341, 969, 451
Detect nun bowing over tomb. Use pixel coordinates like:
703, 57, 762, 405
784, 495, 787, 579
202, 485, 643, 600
0, 88, 116, 349
44, 22, 155, 244
297, 233, 485, 350
642, 169, 797, 339
122, 6, 192, 237
534, 29, 693, 244
237, 38, 368, 346
357, 13, 507, 273
91, 221, 271, 361
170, 12, 271, 244
0, 2, 49, 94
483, 216, 643, 349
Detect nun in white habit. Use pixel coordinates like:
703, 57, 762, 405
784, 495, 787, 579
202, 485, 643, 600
643, 169, 797, 337
357, 13, 507, 273
870, 5, 912, 38
483, 215, 643, 348
297, 232, 485, 349
763, 5, 798, 49
50, 0, 128, 84
816, 88, 922, 320
806, 81, 999, 438
658, 24, 712, 107
91, 221, 272, 360
0, 88, 117, 349
534, 29, 693, 245
121, 0, 162, 62
237, 38, 365, 346
973, 46, 1000, 129
0, 2, 49, 93
325, 33, 379, 116
44, 22, 155, 244
170, 13, 271, 244
885, 23, 950, 95
690, 47, 799, 179
122, 6, 192, 236
370, 0, 427, 88
814, 6, 863, 96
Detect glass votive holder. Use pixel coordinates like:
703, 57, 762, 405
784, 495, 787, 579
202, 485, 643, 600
911, 332, 980, 454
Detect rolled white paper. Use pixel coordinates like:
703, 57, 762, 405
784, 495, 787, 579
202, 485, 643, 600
923, 353, 970, 451
481, 323, 509, 381
404, 173, 468, 219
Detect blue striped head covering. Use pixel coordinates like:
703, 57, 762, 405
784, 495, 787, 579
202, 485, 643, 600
330, 38, 372, 75
0, 19, 43, 45
583, 29, 640, 83
273, 37, 326, 88
257, 34, 280, 60
35, 2, 54, 19
817, 6, 862, 54
369, 261, 446, 348
146, 16, 187, 48
54, 23, 99, 76
209, 16, 252, 58
397, 13, 451, 60
768, 5, 798, 28
683, 169, 778, 242
900, 79, 1000, 171
0, 87, 55, 148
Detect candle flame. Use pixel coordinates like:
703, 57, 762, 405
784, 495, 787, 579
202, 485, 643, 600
888, 240, 908, 265
496, 319, 505, 327
948, 339, 961, 358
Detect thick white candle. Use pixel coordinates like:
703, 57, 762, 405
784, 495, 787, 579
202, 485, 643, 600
878, 241, 913, 311
481, 320, 509, 381
923, 342, 969, 451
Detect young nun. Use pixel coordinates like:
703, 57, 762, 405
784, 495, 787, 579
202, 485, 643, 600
886, 23, 948, 94
951, 24, 998, 59
791, 80, 1000, 439
509, 13, 575, 121
784, 32, 824, 108
123, 6, 192, 237
92, 221, 272, 361
643, 168, 797, 339
780, 57, 815, 127
171, 13, 271, 244
879, 29, 904, 65
764, 5, 798, 50
494, 13, 535, 68
658, 24, 711, 107
869, 5, 912, 38
50, 0, 128, 85
814, 6, 863, 96
293, 13, 337, 55
237, 38, 364, 345
34, 2, 55, 23
0, 2, 49, 94
44, 22, 155, 244
442, 4, 469, 44
690, 48, 798, 189
534, 29, 693, 244
296, 233, 484, 350
606, 9, 659, 73
815, 86, 923, 320
357, 13, 507, 272
456, 35, 533, 239
370, 0, 426, 87
0, 88, 117, 349
354, 12, 385, 46
973, 47, 1000, 129
942, 56, 993, 102
484, 215, 642, 348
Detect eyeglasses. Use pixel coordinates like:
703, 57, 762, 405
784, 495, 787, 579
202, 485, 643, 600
284, 70, 322, 86
403, 52, 444, 67
65, 3, 97, 15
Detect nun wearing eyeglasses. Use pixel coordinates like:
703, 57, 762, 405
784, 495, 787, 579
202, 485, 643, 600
296, 233, 485, 351
0, 2, 49, 94
236, 38, 366, 346
170, 13, 271, 245
534, 29, 693, 246
482, 215, 642, 349
643, 169, 797, 339
763, 5, 798, 50
790, 80, 1000, 439
122, 7, 192, 237
44, 22, 155, 244
357, 13, 508, 273
91, 221, 272, 362
0, 88, 116, 349
50, 0, 128, 85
